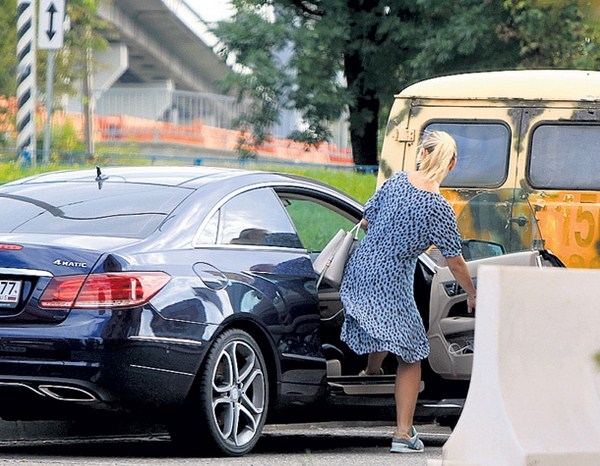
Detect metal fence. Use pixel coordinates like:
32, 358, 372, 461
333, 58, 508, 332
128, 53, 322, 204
95, 87, 351, 149
2, 88, 354, 167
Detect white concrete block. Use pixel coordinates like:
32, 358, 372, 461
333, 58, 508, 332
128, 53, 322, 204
429, 265, 600, 466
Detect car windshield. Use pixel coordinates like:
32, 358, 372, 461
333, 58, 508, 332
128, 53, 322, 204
450, 188, 545, 261
0, 182, 192, 238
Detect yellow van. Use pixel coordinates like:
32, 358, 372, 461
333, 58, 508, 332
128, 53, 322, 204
378, 69, 600, 269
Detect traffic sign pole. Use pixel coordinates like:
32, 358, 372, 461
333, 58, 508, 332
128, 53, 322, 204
38, 0, 65, 164
42, 50, 55, 164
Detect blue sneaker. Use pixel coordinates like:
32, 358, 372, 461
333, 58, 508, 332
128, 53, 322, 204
390, 427, 424, 453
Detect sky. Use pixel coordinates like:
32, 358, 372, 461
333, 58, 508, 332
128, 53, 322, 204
164, 0, 233, 53
186, 0, 233, 23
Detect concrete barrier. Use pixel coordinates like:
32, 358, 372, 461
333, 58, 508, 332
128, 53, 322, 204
429, 265, 600, 466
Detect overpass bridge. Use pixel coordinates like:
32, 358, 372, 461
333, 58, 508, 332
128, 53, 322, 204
94, 0, 229, 94
57, 0, 351, 165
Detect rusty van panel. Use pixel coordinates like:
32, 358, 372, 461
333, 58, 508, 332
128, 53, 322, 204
378, 70, 600, 269
441, 188, 541, 255
528, 191, 600, 269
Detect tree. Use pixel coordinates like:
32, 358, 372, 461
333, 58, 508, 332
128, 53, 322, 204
214, 0, 520, 165
0, 0, 18, 96
214, 0, 600, 166
499, 0, 600, 69
0, 0, 108, 100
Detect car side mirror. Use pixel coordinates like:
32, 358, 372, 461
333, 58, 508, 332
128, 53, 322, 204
462, 239, 505, 261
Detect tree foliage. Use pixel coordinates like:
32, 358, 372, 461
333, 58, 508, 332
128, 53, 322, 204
0, 0, 19, 96
213, 0, 600, 166
500, 0, 600, 69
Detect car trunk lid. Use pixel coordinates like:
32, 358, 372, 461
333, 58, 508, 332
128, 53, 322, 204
0, 239, 111, 322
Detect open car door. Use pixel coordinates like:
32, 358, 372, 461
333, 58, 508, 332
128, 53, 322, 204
425, 188, 565, 380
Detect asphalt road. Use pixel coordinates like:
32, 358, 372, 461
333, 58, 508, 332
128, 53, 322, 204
0, 421, 451, 465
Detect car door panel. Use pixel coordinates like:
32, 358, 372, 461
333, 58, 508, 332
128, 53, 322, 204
428, 250, 542, 379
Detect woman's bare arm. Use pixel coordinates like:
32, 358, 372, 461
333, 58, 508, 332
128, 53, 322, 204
445, 255, 477, 313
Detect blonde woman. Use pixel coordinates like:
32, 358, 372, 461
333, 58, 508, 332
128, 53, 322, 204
339, 130, 476, 453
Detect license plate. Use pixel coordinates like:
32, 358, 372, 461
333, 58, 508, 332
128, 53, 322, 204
0, 280, 22, 308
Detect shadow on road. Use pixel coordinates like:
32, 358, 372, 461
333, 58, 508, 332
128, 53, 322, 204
0, 422, 449, 459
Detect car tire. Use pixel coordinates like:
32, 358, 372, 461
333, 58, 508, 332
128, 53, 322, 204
169, 328, 269, 457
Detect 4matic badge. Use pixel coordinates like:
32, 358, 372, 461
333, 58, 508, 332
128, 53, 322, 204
53, 259, 87, 268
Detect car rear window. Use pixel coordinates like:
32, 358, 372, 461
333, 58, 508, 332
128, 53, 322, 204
0, 182, 191, 238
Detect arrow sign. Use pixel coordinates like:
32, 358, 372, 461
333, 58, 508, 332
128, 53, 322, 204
46, 3, 58, 41
38, 0, 65, 49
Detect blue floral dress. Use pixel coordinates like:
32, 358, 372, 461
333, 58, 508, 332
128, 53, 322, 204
339, 171, 463, 363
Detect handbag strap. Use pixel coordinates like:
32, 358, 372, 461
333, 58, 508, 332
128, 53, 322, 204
350, 221, 361, 238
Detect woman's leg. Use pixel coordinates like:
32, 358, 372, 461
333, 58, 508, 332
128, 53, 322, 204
363, 351, 388, 375
394, 358, 421, 437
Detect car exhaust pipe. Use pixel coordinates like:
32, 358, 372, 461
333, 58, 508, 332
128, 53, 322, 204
37, 384, 98, 402
0, 382, 98, 402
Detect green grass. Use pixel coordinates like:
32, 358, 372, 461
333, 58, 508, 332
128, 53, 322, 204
0, 160, 377, 203
0, 161, 84, 183
268, 166, 376, 203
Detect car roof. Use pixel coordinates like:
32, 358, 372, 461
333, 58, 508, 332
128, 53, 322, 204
397, 69, 600, 101
3, 165, 360, 206
5, 166, 312, 189
6, 166, 252, 187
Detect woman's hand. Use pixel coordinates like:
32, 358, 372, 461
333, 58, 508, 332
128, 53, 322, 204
467, 294, 476, 314
446, 255, 477, 314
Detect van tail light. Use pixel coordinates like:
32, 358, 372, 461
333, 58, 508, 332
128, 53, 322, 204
39, 272, 171, 309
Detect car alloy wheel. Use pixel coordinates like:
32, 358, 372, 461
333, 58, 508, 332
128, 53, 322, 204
170, 328, 269, 457
209, 330, 267, 450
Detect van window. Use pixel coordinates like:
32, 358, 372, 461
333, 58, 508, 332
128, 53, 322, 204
425, 122, 510, 188
529, 124, 600, 190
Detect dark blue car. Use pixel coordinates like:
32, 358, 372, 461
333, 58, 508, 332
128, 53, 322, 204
0, 166, 563, 456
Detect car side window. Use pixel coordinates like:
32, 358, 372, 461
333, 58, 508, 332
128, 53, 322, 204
282, 196, 358, 253
215, 188, 303, 248
197, 210, 219, 244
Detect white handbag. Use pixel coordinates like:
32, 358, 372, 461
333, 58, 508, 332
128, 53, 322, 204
314, 222, 361, 288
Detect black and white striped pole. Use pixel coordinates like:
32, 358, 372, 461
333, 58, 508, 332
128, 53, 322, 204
16, 0, 37, 167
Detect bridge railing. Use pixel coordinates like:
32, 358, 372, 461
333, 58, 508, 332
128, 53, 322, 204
1, 88, 354, 165
94, 87, 352, 158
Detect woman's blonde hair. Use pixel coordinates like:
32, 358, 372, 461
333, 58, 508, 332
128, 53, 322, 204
417, 131, 457, 182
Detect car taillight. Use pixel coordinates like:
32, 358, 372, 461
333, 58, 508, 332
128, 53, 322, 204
0, 244, 23, 250
39, 272, 171, 309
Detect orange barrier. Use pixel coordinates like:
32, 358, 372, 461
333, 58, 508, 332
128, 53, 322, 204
0, 96, 18, 134
94, 114, 353, 165
1, 99, 354, 165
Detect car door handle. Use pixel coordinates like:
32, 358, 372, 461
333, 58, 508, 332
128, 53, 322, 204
508, 215, 528, 227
